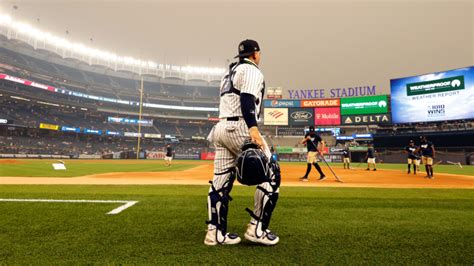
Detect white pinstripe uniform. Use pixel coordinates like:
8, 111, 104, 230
206, 58, 276, 229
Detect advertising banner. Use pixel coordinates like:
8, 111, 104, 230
349, 146, 369, 151
144, 133, 161, 138
276, 147, 294, 154
264, 108, 288, 125
83, 128, 102, 135
200, 152, 215, 160
0, 119, 13, 124
106, 130, 121, 136
301, 98, 340, 108
340, 95, 388, 115
391, 66, 474, 123
146, 151, 166, 160
0, 74, 56, 92
263, 100, 300, 108
174, 153, 200, 160
124, 132, 142, 137
266, 87, 283, 99
108, 117, 153, 127
406, 76, 464, 96
61, 126, 81, 133
314, 107, 341, 125
336, 136, 354, 140
288, 108, 314, 126
353, 133, 373, 139
39, 123, 59, 131
341, 114, 392, 125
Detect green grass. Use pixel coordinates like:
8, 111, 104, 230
0, 185, 473, 264
0, 159, 198, 177
1, 159, 473, 177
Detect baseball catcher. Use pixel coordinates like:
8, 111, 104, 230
204, 39, 280, 246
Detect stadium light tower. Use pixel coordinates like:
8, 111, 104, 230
0, 12, 226, 80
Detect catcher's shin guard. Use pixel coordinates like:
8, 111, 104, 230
206, 171, 235, 242
246, 158, 281, 235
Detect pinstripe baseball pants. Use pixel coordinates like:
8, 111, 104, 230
207, 119, 276, 228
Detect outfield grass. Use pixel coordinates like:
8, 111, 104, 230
1, 159, 473, 177
0, 185, 473, 264
0, 159, 198, 177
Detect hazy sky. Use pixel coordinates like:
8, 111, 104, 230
0, 0, 472, 93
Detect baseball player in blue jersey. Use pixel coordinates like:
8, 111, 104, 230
299, 126, 326, 181
204, 39, 280, 246
342, 145, 351, 169
419, 136, 435, 179
164, 144, 173, 167
365, 143, 377, 171
404, 140, 419, 174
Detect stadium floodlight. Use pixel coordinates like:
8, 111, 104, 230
181, 66, 225, 75
147, 61, 157, 68
0, 12, 226, 77
10, 95, 30, 101
0, 14, 12, 25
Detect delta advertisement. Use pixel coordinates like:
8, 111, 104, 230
341, 114, 392, 125
340, 95, 389, 115
390, 66, 474, 123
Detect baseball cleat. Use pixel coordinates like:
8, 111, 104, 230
244, 223, 279, 246
366, 168, 370, 171
299, 176, 309, 182
373, 169, 377, 171
319, 175, 327, 181
204, 228, 241, 246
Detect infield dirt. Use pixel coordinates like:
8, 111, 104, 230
1, 161, 472, 188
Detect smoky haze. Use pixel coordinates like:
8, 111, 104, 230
0, 0, 472, 93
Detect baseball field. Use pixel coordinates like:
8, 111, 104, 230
1, 159, 473, 264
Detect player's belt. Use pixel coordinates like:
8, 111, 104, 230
224, 116, 241, 121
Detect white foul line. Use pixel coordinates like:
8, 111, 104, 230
0, 198, 138, 215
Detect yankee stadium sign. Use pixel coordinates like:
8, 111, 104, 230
285, 85, 377, 99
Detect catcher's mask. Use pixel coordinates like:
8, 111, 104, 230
235, 140, 270, 186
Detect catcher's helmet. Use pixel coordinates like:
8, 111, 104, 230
235, 139, 270, 186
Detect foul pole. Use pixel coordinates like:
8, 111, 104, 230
136, 77, 144, 159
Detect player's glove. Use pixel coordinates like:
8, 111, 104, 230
241, 138, 260, 151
